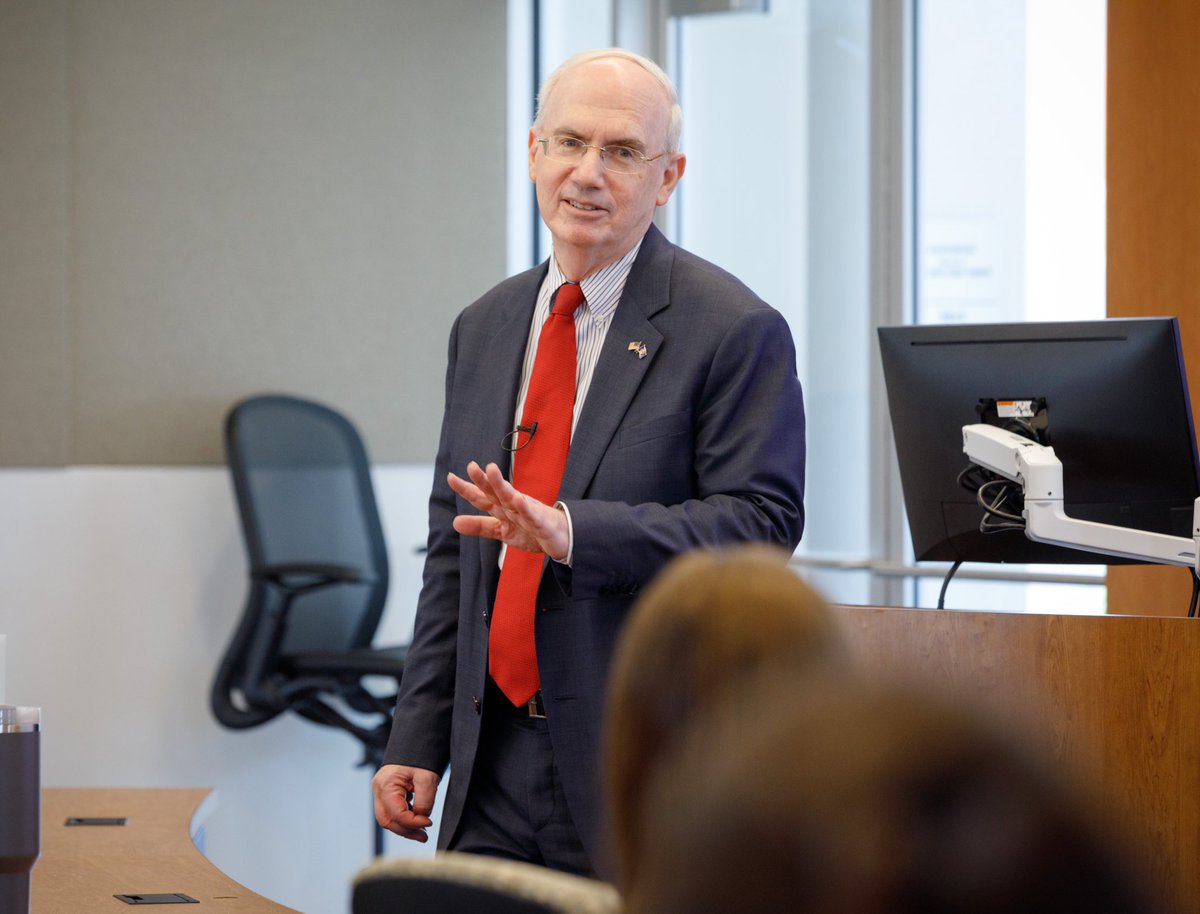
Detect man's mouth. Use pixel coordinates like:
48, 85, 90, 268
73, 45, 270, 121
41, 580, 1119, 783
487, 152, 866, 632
566, 199, 601, 212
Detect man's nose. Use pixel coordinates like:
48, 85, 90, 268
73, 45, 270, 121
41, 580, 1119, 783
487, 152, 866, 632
572, 144, 607, 181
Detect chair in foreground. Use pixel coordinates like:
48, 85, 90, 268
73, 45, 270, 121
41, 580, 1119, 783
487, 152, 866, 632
352, 852, 622, 914
211, 393, 407, 854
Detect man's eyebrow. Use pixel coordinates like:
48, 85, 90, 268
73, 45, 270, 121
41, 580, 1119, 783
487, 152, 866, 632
552, 127, 647, 151
606, 137, 648, 151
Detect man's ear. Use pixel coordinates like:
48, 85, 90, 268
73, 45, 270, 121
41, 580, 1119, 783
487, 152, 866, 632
656, 153, 687, 207
528, 129, 540, 184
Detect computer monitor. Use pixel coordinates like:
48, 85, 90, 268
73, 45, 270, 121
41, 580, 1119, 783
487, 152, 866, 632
878, 317, 1200, 564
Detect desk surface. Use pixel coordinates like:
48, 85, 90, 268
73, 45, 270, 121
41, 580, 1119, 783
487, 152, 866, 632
34, 788, 298, 913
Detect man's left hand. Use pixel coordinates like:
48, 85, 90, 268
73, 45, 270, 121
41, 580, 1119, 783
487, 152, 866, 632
449, 461, 569, 561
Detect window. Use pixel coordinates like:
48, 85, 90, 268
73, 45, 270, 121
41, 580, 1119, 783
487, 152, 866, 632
667, 0, 873, 605
508, 0, 1108, 612
914, 0, 1108, 612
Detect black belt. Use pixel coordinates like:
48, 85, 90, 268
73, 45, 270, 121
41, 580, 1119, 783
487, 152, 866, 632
486, 677, 547, 719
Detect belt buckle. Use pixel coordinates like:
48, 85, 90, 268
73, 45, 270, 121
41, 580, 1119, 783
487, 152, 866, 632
526, 693, 546, 719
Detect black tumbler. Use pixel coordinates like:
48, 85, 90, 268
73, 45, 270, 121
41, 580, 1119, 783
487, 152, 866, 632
0, 705, 40, 914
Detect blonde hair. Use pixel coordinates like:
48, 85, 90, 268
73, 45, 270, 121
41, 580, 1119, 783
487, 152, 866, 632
602, 545, 845, 889
533, 48, 683, 153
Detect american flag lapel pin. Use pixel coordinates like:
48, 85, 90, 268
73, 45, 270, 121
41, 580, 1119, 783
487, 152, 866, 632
628, 341, 647, 359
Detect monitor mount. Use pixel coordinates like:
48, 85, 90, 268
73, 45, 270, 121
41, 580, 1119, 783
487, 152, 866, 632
962, 421, 1200, 576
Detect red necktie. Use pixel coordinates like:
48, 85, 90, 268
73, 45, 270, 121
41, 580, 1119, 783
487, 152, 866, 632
489, 282, 582, 706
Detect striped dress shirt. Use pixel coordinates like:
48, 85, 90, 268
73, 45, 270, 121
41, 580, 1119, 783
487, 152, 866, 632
512, 240, 642, 438
506, 239, 643, 566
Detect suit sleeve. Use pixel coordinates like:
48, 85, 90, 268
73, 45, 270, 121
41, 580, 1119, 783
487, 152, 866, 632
381, 314, 464, 774
561, 304, 806, 599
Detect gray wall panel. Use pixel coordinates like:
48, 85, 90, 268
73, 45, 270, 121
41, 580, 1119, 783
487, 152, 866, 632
2, 0, 507, 466
0, 1, 71, 466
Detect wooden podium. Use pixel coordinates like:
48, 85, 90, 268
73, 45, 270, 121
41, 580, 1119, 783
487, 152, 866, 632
838, 606, 1200, 908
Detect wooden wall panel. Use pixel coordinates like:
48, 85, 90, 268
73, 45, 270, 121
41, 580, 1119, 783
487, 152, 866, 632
1107, 0, 1200, 615
840, 606, 1200, 909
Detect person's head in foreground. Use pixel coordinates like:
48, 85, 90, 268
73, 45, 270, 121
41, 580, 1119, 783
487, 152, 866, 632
626, 675, 1170, 914
603, 544, 848, 890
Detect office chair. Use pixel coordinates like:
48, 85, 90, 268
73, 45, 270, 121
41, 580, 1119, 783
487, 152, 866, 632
352, 853, 622, 914
211, 393, 407, 854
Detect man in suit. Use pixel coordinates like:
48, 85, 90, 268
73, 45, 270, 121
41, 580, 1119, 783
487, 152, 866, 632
373, 47, 805, 876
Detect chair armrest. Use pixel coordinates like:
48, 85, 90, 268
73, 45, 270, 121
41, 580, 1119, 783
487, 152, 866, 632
252, 562, 375, 591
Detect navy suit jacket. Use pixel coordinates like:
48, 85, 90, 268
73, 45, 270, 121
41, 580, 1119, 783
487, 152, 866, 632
384, 224, 806, 870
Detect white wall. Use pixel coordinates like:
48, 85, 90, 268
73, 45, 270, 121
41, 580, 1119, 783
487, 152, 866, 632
0, 466, 443, 914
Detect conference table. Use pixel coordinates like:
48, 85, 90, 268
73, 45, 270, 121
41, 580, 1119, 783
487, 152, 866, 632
32, 787, 297, 912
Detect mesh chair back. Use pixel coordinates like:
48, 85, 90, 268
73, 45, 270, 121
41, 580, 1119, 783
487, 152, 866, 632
225, 394, 389, 653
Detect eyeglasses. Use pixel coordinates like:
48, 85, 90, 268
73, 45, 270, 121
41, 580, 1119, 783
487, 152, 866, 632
536, 135, 667, 175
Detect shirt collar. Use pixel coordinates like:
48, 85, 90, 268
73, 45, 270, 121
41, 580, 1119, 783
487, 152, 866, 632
547, 239, 643, 323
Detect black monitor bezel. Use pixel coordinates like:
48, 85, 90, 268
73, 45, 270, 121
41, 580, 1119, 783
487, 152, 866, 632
878, 317, 1200, 565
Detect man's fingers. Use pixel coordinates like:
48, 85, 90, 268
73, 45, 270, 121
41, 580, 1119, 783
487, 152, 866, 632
378, 810, 431, 842
447, 461, 553, 553
453, 514, 503, 539
372, 764, 440, 843
409, 769, 441, 817
448, 472, 499, 518
484, 462, 519, 504
384, 807, 434, 829
374, 794, 430, 841
450, 462, 512, 516
447, 471, 482, 503
484, 463, 541, 525
467, 460, 504, 504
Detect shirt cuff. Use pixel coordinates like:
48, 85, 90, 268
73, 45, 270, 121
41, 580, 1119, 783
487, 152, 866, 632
553, 501, 574, 567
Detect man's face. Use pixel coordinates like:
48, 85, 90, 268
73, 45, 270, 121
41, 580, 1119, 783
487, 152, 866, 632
528, 58, 685, 280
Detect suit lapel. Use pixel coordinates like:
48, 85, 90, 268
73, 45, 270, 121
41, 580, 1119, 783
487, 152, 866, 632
470, 266, 548, 594
475, 297, 539, 471
560, 226, 674, 500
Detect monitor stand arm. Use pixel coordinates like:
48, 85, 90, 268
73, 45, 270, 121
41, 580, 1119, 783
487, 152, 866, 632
962, 423, 1200, 573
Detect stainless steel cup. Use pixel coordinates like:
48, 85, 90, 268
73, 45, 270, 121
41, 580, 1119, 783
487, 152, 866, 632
0, 706, 40, 914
